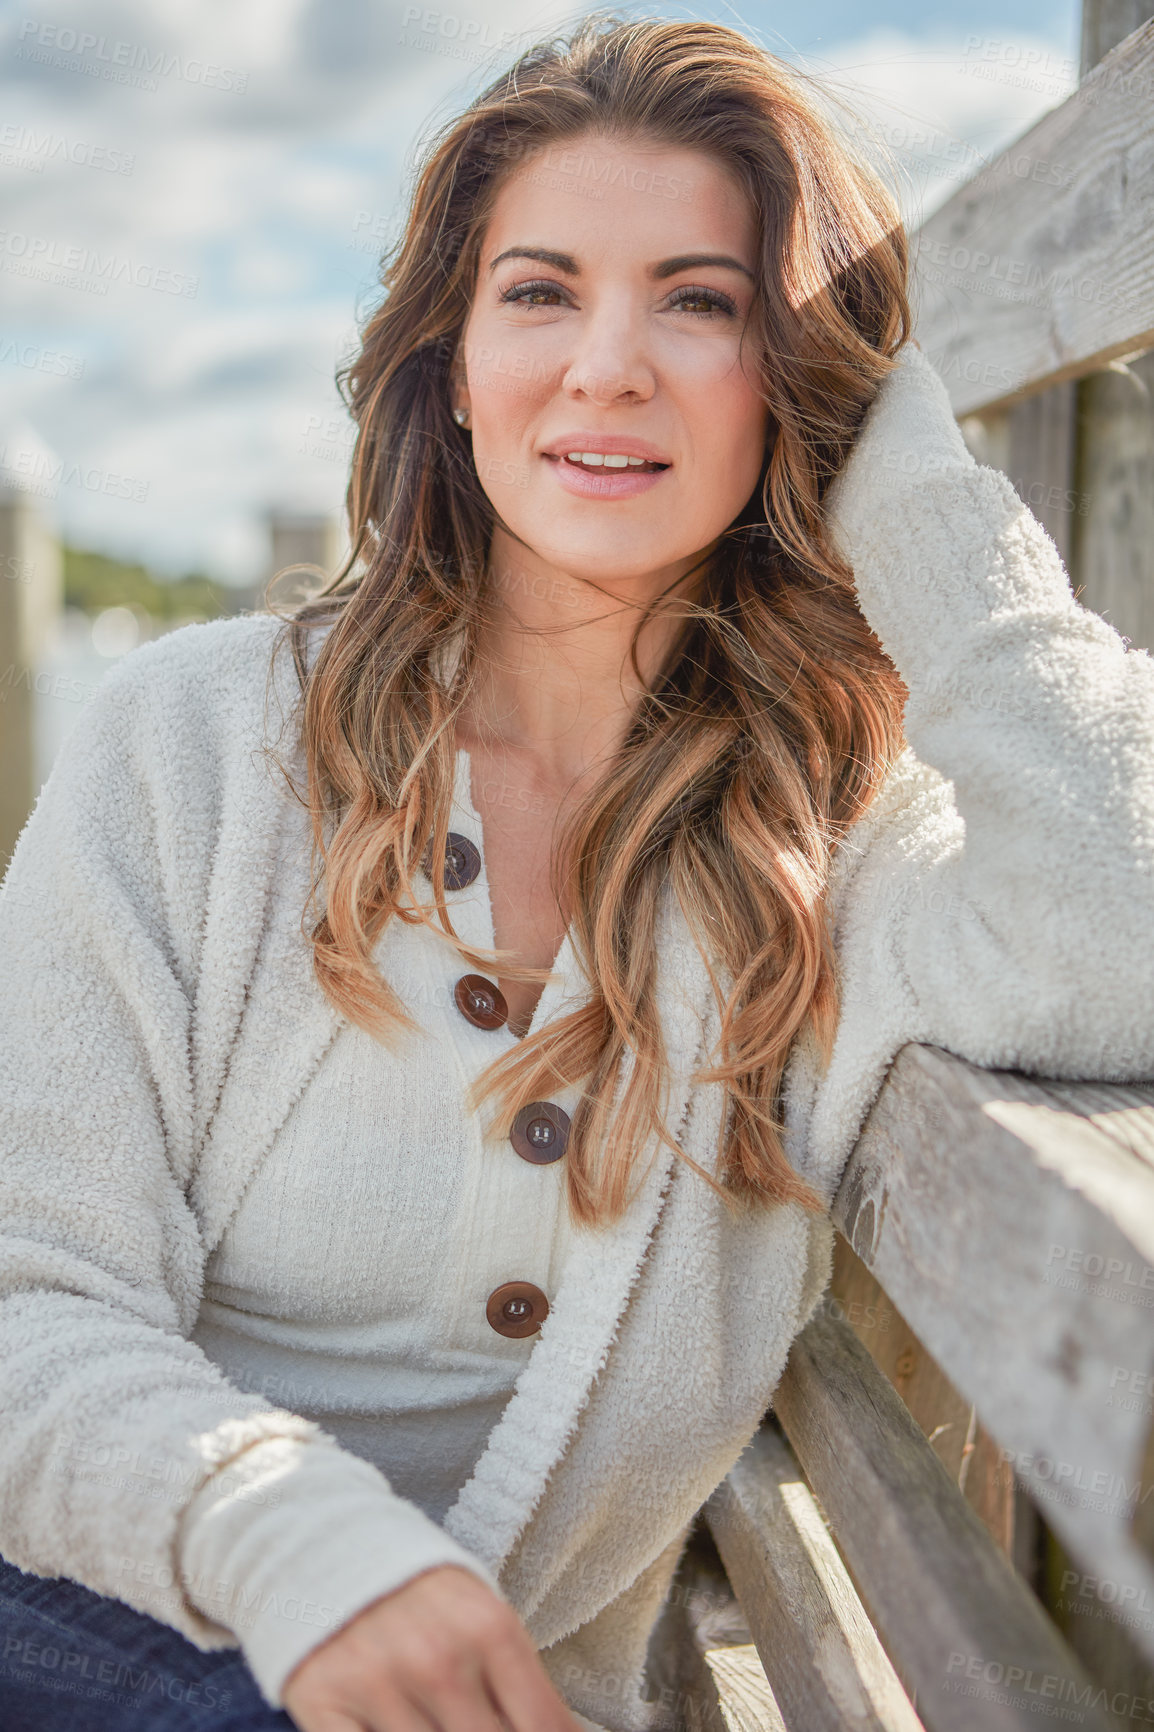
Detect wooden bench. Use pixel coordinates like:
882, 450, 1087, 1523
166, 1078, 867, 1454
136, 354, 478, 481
648, 1044, 1154, 1731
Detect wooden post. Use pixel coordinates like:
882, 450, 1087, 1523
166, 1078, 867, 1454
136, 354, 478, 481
1071, 352, 1154, 649
1071, 2, 1154, 650
266, 509, 341, 607
1081, 0, 1154, 69
0, 481, 62, 870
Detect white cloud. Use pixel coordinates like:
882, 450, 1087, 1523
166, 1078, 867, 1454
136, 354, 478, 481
805, 26, 1076, 223
1, 5, 1077, 584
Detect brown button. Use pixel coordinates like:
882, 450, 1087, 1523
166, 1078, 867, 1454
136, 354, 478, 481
444, 833, 482, 890
510, 1101, 570, 1165
454, 974, 508, 1031
421, 832, 481, 891
486, 1281, 549, 1339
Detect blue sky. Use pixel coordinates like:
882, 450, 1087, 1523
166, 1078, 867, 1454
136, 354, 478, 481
0, 0, 1079, 585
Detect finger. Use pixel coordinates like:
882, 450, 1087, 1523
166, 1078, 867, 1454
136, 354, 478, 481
283, 1709, 366, 1732
483, 1637, 583, 1732
403, 1635, 507, 1732
361, 1695, 441, 1732
414, 1673, 506, 1732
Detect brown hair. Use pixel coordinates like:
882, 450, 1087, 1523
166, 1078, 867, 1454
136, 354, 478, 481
271, 10, 911, 1227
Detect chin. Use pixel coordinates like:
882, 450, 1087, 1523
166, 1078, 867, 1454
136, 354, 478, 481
522, 527, 683, 574
546, 550, 673, 585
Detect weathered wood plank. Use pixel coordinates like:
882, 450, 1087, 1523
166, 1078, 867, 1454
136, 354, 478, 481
706, 1422, 922, 1731
909, 19, 1154, 415
1071, 349, 1154, 653
702, 1649, 788, 1732
1081, 0, 1154, 75
833, 1043, 1154, 1661
772, 1310, 1115, 1732
826, 1236, 1014, 1555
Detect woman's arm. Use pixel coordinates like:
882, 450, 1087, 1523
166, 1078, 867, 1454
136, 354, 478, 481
0, 634, 507, 1707
822, 344, 1154, 1080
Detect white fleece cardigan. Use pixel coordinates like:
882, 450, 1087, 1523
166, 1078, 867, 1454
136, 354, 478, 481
179, 767, 597, 1699
2, 345, 1154, 1732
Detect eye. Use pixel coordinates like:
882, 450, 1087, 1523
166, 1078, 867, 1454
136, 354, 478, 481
667, 285, 738, 317
498, 278, 568, 307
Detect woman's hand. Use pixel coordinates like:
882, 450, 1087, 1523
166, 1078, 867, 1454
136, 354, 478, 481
281, 1563, 584, 1732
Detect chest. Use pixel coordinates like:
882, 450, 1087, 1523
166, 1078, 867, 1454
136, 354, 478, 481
458, 742, 581, 1036
200, 909, 584, 1349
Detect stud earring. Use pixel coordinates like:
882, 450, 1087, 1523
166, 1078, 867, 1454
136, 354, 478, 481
453, 408, 470, 427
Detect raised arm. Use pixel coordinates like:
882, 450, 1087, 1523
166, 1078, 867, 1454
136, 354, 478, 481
821, 344, 1154, 1084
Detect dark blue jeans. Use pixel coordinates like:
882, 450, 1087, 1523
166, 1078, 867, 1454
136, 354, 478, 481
0, 1554, 295, 1729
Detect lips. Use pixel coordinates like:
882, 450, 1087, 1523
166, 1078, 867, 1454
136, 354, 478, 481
539, 433, 672, 466
544, 449, 671, 499
552, 452, 667, 473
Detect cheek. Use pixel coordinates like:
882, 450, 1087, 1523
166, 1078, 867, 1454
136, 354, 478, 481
671, 341, 765, 425
692, 380, 768, 490
466, 316, 557, 405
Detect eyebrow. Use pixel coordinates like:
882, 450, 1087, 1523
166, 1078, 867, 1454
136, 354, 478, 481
487, 246, 755, 282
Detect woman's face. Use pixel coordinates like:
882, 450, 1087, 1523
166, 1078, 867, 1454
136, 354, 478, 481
456, 131, 770, 593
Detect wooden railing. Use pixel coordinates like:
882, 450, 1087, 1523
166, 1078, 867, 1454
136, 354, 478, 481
917, 14, 1154, 658
679, 1046, 1154, 1732
911, 18, 1154, 418
652, 11, 1154, 1727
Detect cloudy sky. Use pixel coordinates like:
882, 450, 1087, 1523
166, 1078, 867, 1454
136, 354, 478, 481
1, 0, 1079, 588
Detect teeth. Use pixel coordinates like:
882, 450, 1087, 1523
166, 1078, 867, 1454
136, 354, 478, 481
564, 452, 654, 468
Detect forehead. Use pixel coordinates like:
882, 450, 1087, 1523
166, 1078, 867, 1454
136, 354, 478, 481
480, 133, 757, 268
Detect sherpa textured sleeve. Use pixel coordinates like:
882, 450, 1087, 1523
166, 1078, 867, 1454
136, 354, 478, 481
822, 342, 1154, 1083
0, 643, 503, 1707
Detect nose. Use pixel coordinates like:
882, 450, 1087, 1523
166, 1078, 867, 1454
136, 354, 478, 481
560, 301, 656, 407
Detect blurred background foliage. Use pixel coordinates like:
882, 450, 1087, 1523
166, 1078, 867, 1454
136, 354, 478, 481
62, 546, 233, 621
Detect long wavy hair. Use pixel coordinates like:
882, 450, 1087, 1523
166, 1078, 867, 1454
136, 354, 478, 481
270, 11, 911, 1228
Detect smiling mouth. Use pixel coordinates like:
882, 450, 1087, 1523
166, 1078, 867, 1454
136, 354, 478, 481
546, 453, 670, 474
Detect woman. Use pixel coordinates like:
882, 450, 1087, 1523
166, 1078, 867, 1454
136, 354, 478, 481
2, 13, 1152, 1732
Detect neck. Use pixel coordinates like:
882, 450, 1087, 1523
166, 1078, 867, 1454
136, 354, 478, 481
456, 526, 714, 783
